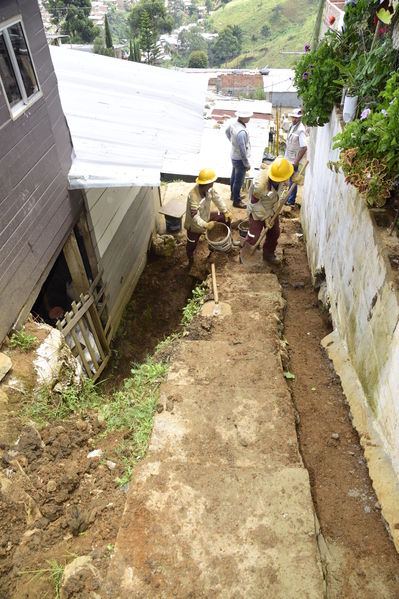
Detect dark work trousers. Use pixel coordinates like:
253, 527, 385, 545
245, 214, 280, 259
230, 159, 247, 202
186, 212, 230, 259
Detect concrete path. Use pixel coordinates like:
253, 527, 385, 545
106, 264, 324, 598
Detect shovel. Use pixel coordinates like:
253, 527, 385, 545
240, 159, 309, 265
200, 263, 232, 317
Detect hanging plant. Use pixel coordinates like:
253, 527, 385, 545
330, 73, 399, 207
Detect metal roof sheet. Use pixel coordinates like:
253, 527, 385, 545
50, 47, 209, 189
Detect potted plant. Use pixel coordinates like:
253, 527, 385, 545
330, 73, 399, 207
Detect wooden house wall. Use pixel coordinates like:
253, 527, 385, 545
0, 0, 81, 341
84, 186, 159, 338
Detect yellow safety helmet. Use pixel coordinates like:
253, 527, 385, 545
268, 157, 294, 182
196, 168, 217, 185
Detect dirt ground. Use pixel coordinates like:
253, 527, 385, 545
1, 189, 399, 597
279, 216, 399, 598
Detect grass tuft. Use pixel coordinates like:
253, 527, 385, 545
26, 379, 102, 424
99, 357, 168, 486
9, 330, 39, 352
181, 282, 208, 327
20, 558, 64, 599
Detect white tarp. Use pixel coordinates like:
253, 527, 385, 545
50, 47, 209, 189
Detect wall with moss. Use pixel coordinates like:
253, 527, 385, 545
301, 107, 399, 476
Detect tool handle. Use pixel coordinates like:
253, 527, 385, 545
249, 159, 309, 255
211, 263, 219, 305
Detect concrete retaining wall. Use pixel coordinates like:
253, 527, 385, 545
301, 107, 399, 481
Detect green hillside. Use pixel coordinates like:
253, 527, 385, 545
208, 0, 319, 68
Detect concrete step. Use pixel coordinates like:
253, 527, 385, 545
151, 384, 301, 469
107, 463, 323, 598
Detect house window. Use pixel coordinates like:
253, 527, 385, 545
0, 18, 41, 119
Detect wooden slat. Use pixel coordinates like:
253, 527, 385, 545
64, 311, 92, 378
84, 304, 107, 362
58, 296, 94, 336
71, 301, 100, 371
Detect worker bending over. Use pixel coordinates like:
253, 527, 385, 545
243, 157, 293, 265
185, 168, 232, 266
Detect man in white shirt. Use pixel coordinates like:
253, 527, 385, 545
284, 108, 307, 206
225, 110, 253, 209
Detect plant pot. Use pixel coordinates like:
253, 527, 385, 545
343, 94, 358, 123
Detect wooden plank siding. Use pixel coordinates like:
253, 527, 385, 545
0, 0, 80, 341
84, 186, 159, 338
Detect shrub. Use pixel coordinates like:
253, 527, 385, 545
188, 50, 208, 68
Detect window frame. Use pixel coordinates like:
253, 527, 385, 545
0, 15, 42, 120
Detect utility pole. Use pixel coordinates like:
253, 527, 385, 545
312, 0, 326, 50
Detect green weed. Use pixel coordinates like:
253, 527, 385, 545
181, 282, 208, 327
9, 330, 39, 352
99, 357, 168, 486
20, 558, 64, 599
26, 379, 102, 424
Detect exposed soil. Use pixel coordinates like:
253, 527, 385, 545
279, 214, 399, 598
0, 240, 207, 599
1, 186, 399, 597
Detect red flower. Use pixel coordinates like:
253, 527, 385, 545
329, 15, 336, 25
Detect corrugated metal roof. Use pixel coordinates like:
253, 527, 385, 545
163, 97, 270, 180
50, 47, 209, 189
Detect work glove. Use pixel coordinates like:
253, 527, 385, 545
224, 210, 233, 220
206, 221, 215, 230
292, 173, 304, 185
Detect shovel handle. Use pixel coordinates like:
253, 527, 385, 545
211, 263, 219, 304
249, 159, 309, 255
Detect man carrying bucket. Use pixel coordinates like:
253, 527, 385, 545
243, 157, 293, 265
184, 168, 232, 266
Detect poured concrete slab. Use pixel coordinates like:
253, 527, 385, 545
108, 463, 323, 599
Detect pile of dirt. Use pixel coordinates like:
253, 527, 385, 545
0, 412, 127, 598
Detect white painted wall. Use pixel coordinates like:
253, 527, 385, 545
302, 108, 399, 477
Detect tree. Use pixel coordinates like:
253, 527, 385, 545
107, 6, 130, 43
231, 25, 242, 44
139, 10, 160, 64
205, 0, 213, 13
167, 0, 186, 28
211, 25, 242, 65
44, 0, 99, 43
178, 27, 207, 57
104, 14, 113, 49
188, 50, 208, 68
261, 24, 270, 38
93, 35, 114, 56
129, 0, 173, 37
129, 39, 141, 62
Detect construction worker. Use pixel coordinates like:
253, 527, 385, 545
243, 157, 293, 265
284, 108, 307, 206
225, 109, 253, 209
184, 168, 232, 266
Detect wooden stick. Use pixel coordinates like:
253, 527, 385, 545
211, 263, 219, 305
248, 159, 309, 255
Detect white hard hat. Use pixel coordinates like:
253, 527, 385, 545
236, 110, 253, 118
288, 108, 302, 118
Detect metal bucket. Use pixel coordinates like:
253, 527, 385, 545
238, 220, 249, 239
206, 222, 232, 253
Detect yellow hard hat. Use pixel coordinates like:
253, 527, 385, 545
269, 157, 294, 182
196, 168, 217, 185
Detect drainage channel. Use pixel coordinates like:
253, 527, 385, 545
278, 214, 399, 599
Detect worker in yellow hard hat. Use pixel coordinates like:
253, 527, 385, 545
184, 168, 232, 266
242, 157, 293, 265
